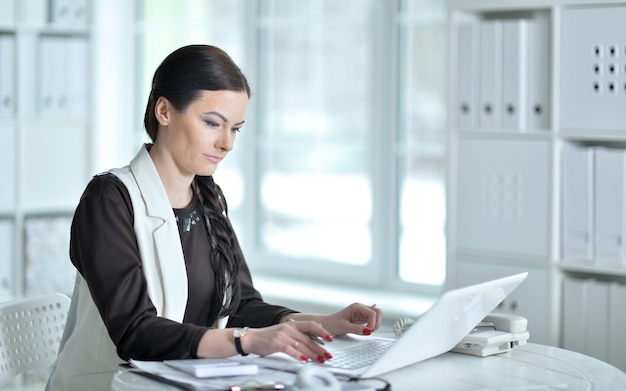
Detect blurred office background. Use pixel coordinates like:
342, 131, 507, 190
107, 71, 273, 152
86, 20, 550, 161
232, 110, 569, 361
0, 0, 447, 325
6, 2, 626, 390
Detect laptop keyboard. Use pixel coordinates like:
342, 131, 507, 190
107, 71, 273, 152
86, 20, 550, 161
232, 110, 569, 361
325, 339, 394, 370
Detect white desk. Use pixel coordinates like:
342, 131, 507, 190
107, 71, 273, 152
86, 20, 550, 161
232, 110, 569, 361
63, 343, 626, 391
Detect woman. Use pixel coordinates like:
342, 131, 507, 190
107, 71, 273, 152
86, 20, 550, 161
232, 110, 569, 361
47, 44, 381, 390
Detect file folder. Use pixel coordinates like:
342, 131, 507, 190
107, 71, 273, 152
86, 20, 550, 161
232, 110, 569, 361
526, 13, 550, 130
562, 144, 594, 262
594, 147, 626, 267
609, 283, 626, 371
72, 0, 89, 26
0, 220, 13, 297
65, 37, 89, 116
0, 34, 15, 115
562, 278, 587, 354
456, 21, 478, 129
37, 36, 88, 116
50, 0, 73, 25
22, 0, 46, 26
586, 280, 609, 362
478, 19, 502, 129
0, 125, 16, 208
501, 19, 528, 131
38, 37, 60, 114
0, 0, 15, 26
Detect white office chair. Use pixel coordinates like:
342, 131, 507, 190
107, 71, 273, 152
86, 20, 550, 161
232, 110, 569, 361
0, 293, 71, 388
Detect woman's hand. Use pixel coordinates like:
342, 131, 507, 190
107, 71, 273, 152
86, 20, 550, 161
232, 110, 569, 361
198, 304, 382, 361
243, 320, 334, 363
321, 302, 382, 337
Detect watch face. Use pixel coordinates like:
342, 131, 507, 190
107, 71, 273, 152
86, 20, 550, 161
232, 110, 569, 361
234, 328, 245, 337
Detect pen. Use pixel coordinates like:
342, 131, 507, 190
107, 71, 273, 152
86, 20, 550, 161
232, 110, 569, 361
306, 332, 326, 345
286, 318, 325, 346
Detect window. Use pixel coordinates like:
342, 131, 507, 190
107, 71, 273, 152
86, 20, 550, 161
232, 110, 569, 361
250, 0, 378, 283
134, 0, 448, 294
397, 1, 447, 286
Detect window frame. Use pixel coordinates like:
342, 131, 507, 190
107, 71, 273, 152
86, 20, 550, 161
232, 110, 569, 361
232, 0, 445, 296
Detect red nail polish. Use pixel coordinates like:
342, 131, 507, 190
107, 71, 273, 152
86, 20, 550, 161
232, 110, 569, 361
317, 356, 325, 363
300, 355, 309, 362
325, 334, 334, 342
362, 327, 372, 335
324, 352, 333, 359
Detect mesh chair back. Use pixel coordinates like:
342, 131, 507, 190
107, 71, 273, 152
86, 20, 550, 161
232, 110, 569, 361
0, 293, 71, 388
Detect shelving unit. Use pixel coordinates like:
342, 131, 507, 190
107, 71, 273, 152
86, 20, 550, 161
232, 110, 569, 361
447, 0, 626, 371
0, 0, 91, 300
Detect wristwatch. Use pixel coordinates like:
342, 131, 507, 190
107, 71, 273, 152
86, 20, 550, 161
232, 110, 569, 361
233, 327, 249, 356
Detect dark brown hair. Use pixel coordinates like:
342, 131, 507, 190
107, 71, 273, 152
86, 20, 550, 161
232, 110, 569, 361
144, 45, 250, 324
143, 44, 250, 142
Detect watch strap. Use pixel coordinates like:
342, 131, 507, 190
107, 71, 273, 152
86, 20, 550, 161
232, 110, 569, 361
234, 327, 249, 356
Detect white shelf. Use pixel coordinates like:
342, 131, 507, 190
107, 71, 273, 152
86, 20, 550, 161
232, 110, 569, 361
447, 0, 626, 372
0, 0, 92, 298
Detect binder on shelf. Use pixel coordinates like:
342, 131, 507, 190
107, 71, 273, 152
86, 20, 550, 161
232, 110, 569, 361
0, 0, 15, 26
22, 0, 47, 27
65, 36, 89, 116
526, 13, 550, 130
561, 278, 587, 354
0, 125, 16, 209
38, 36, 88, 116
594, 147, 626, 267
478, 19, 502, 130
71, 0, 89, 26
586, 280, 609, 362
456, 21, 478, 129
501, 19, 528, 131
0, 34, 15, 115
0, 220, 13, 298
608, 283, 626, 372
50, 0, 73, 26
38, 36, 62, 115
49, 0, 88, 27
562, 144, 594, 262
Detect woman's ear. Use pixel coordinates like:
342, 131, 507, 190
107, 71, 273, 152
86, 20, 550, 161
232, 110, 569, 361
154, 96, 170, 127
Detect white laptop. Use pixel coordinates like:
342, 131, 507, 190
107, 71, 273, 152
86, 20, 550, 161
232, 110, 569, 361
236, 272, 528, 378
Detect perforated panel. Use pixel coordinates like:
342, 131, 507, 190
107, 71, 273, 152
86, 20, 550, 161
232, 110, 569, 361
0, 293, 70, 388
456, 137, 551, 257
560, 5, 626, 131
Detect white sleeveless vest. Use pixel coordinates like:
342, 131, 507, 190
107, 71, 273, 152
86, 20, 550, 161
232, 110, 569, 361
47, 145, 189, 390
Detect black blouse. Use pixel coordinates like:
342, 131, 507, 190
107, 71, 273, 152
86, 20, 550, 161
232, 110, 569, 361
69, 173, 295, 361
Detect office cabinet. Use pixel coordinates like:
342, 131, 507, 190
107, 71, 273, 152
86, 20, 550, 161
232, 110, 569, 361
0, 0, 91, 298
447, 0, 626, 371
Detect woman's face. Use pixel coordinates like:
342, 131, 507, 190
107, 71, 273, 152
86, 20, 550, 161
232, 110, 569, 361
155, 89, 248, 177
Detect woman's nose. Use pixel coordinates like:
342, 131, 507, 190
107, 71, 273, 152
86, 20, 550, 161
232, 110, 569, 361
217, 130, 235, 151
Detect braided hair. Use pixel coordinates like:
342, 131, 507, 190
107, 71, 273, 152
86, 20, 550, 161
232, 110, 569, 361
194, 175, 240, 323
143, 45, 251, 323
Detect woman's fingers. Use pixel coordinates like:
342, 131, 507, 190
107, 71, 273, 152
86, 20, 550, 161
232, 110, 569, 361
284, 320, 333, 363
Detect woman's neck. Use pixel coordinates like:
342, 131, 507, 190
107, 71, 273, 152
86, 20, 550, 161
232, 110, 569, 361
148, 144, 194, 208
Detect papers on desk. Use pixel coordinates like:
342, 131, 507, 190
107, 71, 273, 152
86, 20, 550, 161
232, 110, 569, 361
129, 359, 295, 390
163, 358, 258, 378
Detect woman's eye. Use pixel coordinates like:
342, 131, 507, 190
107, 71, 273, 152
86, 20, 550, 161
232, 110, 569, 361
204, 120, 221, 128
232, 127, 242, 133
